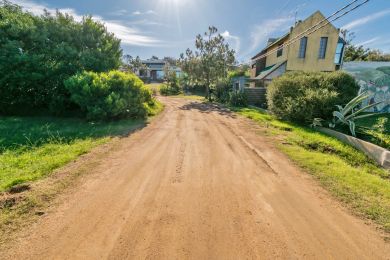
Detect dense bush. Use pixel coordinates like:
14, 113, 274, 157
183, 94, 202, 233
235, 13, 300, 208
160, 83, 181, 96
227, 66, 250, 81
214, 80, 231, 103
228, 91, 248, 107
0, 2, 122, 115
267, 71, 359, 123
65, 71, 155, 120
160, 71, 181, 95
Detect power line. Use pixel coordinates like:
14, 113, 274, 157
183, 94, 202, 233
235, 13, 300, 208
279, 0, 361, 54
252, 0, 365, 61
252, 0, 370, 62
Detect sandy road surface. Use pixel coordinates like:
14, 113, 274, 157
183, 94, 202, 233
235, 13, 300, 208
3, 97, 390, 259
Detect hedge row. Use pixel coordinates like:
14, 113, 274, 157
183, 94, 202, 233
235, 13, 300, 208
267, 71, 359, 123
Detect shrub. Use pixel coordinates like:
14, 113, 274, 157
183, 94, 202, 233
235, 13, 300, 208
0, 2, 121, 115
159, 84, 171, 95
160, 71, 182, 96
65, 71, 155, 120
267, 71, 359, 124
214, 80, 231, 103
228, 91, 248, 107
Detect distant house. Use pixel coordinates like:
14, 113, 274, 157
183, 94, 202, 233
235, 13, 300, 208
136, 59, 181, 83
250, 11, 346, 87
232, 76, 249, 91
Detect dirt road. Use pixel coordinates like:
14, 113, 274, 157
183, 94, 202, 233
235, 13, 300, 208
3, 97, 389, 259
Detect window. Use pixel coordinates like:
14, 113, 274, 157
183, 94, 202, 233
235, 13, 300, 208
235, 82, 240, 91
277, 44, 283, 57
298, 37, 307, 58
334, 41, 344, 64
318, 37, 328, 59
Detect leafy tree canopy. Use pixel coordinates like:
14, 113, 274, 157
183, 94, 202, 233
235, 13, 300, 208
179, 26, 236, 100
343, 31, 390, 62
0, 1, 122, 115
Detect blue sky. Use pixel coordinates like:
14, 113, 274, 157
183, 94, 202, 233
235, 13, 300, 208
12, 0, 390, 61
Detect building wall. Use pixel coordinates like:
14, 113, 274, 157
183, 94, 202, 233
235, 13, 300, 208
265, 36, 289, 67
286, 11, 339, 72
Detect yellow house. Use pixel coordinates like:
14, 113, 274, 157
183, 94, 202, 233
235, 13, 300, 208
250, 11, 345, 87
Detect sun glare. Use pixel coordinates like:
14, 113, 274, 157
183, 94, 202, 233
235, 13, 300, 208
158, 0, 187, 5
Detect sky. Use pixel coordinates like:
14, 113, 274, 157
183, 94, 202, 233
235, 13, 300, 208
10, 0, 390, 62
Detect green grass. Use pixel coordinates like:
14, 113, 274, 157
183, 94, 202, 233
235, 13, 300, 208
234, 107, 390, 232
175, 94, 205, 101
145, 83, 162, 94
0, 102, 163, 192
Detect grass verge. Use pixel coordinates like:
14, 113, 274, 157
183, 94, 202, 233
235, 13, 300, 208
0, 101, 163, 192
233, 106, 390, 233
0, 101, 164, 247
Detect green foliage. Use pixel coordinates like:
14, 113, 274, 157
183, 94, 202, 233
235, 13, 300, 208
0, 1, 122, 115
213, 79, 247, 106
326, 92, 382, 136
65, 71, 156, 120
267, 71, 359, 124
160, 68, 182, 96
160, 83, 181, 96
179, 26, 236, 100
228, 91, 248, 107
122, 55, 146, 74
214, 80, 231, 103
343, 31, 390, 62
344, 45, 390, 62
227, 65, 250, 80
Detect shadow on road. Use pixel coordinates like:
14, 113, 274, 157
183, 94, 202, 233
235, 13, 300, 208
179, 102, 236, 118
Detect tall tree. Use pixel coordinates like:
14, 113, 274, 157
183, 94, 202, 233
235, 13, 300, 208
179, 26, 236, 100
123, 55, 146, 74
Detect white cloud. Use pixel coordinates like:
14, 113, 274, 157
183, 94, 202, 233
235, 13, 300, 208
109, 9, 128, 16
127, 19, 166, 27
356, 37, 381, 46
243, 16, 293, 59
343, 9, 390, 30
12, 0, 161, 47
356, 37, 390, 53
132, 10, 156, 16
221, 30, 241, 53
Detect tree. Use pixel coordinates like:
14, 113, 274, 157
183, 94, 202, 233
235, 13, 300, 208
179, 26, 236, 101
123, 55, 146, 74
343, 30, 390, 62
0, 1, 122, 114
163, 56, 177, 66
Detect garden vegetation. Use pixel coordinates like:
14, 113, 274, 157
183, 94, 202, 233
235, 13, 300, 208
267, 71, 359, 124
0, 1, 126, 117
65, 71, 158, 120
0, 2, 163, 192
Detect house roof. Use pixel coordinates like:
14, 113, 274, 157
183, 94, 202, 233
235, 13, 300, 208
263, 33, 290, 52
251, 33, 290, 60
252, 61, 286, 80
251, 11, 337, 61
142, 59, 166, 64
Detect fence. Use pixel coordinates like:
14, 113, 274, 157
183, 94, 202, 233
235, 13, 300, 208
244, 87, 267, 106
